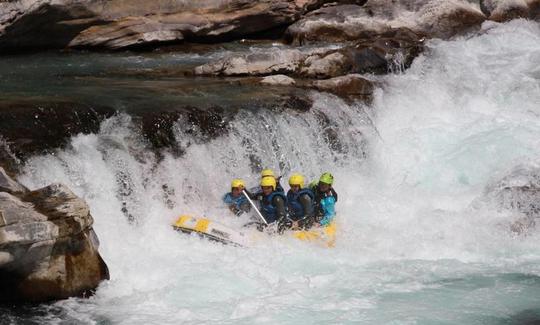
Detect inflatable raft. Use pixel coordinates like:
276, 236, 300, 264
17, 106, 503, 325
172, 215, 336, 247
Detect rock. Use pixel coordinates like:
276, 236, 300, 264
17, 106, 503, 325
0, 167, 28, 195
299, 0, 369, 13
0, 182, 109, 302
484, 165, 540, 234
0, 100, 115, 160
285, 1, 485, 44
285, 4, 391, 45
414, 0, 487, 39
343, 27, 425, 74
195, 27, 424, 77
300, 52, 350, 78
310, 74, 374, 99
194, 48, 308, 76
480, 0, 540, 21
260, 74, 296, 86
0, 0, 302, 51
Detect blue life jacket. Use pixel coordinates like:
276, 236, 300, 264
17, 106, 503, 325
223, 192, 247, 210
287, 188, 314, 220
259, 191, 287, 224
319, 195, 336, 226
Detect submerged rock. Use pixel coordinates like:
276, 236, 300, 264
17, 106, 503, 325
485, 165, 540, 234
0, 174, 109, 302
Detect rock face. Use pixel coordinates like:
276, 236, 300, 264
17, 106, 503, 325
0, 167, 109, 302
0, 0, 301, 50
480, 0, 540, 21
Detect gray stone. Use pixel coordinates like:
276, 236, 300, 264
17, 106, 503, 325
260, 74, 296, 86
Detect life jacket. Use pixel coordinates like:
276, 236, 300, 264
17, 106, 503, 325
287, 188, 314, 220
223, 192, 247, 209
260, 191, 287, 224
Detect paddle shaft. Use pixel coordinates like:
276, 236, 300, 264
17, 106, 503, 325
242, 189, 268, 225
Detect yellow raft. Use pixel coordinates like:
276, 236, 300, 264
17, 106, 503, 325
292, 221, 337, 247
172, 215, 336, 247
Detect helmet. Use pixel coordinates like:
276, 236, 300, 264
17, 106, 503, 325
319, 172, 334, 185
261, 169, 275, 178
288, 173, 305, 188
260, 176, 276, 190
231, 179, 245, 189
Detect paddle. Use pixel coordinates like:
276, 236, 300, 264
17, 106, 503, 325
242, 189, 268, 226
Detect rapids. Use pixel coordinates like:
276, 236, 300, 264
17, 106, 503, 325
4, 19, 540, 324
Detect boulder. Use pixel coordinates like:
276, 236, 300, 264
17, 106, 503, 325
260, 74, 297, 86
300, 52, 350, 78
480, 0, 540, 21
0, 0, 301, 51
310, 74, 374, 99
414, 0, 487, 39
0, 180, 109, 302
285, 1, 486, 44
285, 4, 391, 45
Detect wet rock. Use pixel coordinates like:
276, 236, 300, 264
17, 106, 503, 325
0, 167, 28, 195
0, 100, 115, 160
345, 28, 425, 74
0, 180, 109, 302
485, 165, 540, 234
140, 106, 229, 156
480, 0, 540, 21
195, 27, 424, 77
310, 74, 374, 99
260, 74, 297, 86
0, 0, 302, 51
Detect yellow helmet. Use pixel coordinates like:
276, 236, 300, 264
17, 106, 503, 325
261, 169, 275, 178
260, 176, 276, 190
231, 179, 245, 189
288, 173, 304, 188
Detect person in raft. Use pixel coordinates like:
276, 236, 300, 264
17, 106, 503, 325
286, 173, 315, 230
309, 172, 338, 227
258, 176, 288, 229
223, 179, 250, 216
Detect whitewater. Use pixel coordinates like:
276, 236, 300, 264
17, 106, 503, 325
6, 20, 540, 324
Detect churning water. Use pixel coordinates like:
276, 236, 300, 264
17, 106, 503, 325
5, 19, 540, 324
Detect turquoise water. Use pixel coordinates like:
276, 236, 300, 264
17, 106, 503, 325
3, 20, 540, 324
